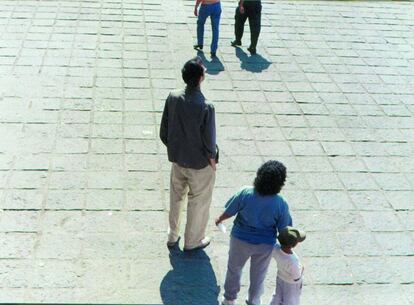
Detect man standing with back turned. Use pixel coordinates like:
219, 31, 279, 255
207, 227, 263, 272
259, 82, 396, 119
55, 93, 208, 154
160, 57, 217, 251
231, 0, 262, 55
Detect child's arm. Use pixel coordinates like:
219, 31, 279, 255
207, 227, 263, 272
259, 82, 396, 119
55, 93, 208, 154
194, 0, 203, 16
292, 263, 304, 282
215, 212, 232, 225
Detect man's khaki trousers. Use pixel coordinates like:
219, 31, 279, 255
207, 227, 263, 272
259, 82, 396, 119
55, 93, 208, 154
168, 163, 216, 249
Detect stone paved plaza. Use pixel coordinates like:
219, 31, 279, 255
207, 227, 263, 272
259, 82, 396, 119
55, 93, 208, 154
0, 0, 414, 304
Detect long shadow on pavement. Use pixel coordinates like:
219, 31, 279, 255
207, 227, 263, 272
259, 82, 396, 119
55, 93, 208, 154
235, 47, 271, 73
160, 246, 220, 305
197, 50, 225, 75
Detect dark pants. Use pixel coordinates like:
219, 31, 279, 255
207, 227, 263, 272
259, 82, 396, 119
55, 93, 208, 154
234, 1, 262, 50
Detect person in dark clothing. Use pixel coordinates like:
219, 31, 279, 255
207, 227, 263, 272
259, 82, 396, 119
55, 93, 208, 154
231, 0, 262, 55
160, 56, 217, 252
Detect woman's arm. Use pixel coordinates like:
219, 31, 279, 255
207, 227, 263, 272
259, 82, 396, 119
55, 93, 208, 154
215, 212, 232, 225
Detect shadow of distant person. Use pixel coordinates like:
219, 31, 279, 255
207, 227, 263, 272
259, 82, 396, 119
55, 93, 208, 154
160, 246, 220, 305
197, 50, 225, 75
235, 47, 271, 73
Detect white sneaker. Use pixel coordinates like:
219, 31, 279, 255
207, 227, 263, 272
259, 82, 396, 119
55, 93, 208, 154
222, 298, 236, 305
184, 236, 211, 251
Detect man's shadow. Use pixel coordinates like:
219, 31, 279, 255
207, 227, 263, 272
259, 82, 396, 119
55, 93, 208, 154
160, 246, 220, 305
197, 50, 225, 75
235, 47, 272, 73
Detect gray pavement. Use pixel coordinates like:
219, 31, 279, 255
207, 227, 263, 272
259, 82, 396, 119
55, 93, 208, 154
0, 0, 413, 304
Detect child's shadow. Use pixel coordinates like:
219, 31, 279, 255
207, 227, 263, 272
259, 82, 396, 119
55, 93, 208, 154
235, 48, 272, 73
160, 247, 220, 305
197, 50, 225, 75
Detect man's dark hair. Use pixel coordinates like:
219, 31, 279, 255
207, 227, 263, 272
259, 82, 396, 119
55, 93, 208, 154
254, 160, 286, 196
181, 57, 204, 87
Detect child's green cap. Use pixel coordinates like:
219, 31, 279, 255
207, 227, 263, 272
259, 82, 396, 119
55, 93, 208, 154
278, 226, 306, 247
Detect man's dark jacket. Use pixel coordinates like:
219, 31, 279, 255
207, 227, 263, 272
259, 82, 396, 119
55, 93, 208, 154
160, 86, 216, 169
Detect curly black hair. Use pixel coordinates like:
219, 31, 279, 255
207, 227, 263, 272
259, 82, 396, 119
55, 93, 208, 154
254, 160, 287, 196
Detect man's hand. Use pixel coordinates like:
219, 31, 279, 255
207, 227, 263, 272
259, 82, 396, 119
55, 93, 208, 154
209, 158, 216, 171
239, 4, 245, 14
194, 6, 198, 16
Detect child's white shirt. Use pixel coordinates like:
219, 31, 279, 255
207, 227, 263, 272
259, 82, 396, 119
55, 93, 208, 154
272, 243, 303, 284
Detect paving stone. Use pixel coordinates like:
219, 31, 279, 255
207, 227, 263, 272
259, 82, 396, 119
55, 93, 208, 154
42, 211, 84, 233
36, 234, 82, 259
304, 172, 343, 190
296, 156, 333, 172
85, 189, 123, 210
46, 190, 85, 210
294, 211, 365, 233
361, 211, 404, 232
0, 259, 35, 288
52, 154, 88, 171
321, 142, 356, 156
385, 191, 414, 211
282, 127, 316, 141
8, 171, 48, 189
299, 231, 342, 257
221, 140, 259, 156
277, 115, 309, 128
338, 172, 378, 191
256, 141, 291, 156
315, 190, 355, 210
0, 211, 40, 232
305, 257, 353, 284
349, 257, 396, 285
349, 190, 393, 211
313, 285, 365, 305
1, 189, 44, 210
89, 154, 124, 172
283, 190, 320, 211
49, 171, 87, 190
32, 260, 81, 288
290, 141, 325, 156
337, 231, 383, 257
0, 233, 36, 258
373, 173, 413, 191
374, 232, 414, 256
397, 211, 414, 232
403, 284, 414, 305
329, 156, 366, 172
388, 256, 414, 284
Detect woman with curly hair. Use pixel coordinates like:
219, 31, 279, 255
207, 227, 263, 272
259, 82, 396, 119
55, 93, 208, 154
216, 160, 292, 305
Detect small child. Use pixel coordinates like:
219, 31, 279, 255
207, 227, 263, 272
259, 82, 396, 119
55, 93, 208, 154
270, 226, 306, 305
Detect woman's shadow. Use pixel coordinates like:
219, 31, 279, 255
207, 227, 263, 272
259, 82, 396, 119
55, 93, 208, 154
160, 246, 220, 305
197, 51, 225, 75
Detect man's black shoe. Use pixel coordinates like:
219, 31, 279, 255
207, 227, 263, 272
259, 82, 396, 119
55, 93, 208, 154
247, 47, 256, 55
193, 44, 203, 50
211, 52, 217, 58
231, 40, 241, 47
